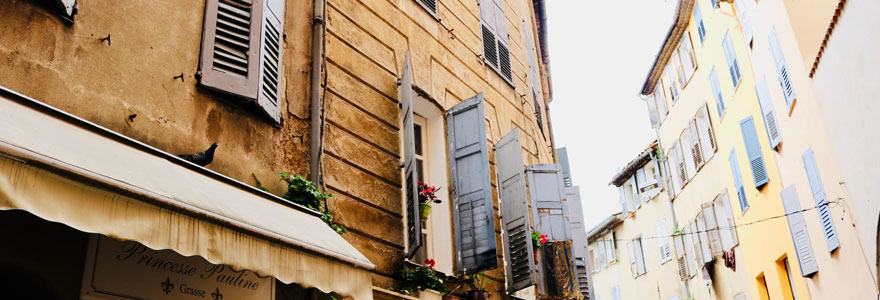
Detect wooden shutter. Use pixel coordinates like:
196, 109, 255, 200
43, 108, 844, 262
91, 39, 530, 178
689, 221, 705, 266
400, 52, 422, 258
496, 128, 536, 291
627, 241, 636, 277
695, 104, 716, 159
609, 231, 617, 261
755, 76, 782, 149
781, 185, 819, 276
656, 219, 671, 261
619, 185, 629, 213
653, 82, 668, 122
480, 0, 512, 82
802, 149, 840, 252
714, 191, 739, 250
198, 0, 283, 123
722, 32, 742, 87
694, 2, 706, 44
680, 130, 696, 181
447, 93, 498, 275
769, 27, 796, 107
58, 0, 76, 17
523, 22, 540, 92
596, 239, 607, 268
696, 212, 713, 263
679, 32, 697, 80
740, 116, 769, 187
683, 224, 697, 276
729, 149, 749, 212
710, 68, 726, 116
612, 285, 622, 300
669, 141, 685, 193
664, 159, 676, 200
527, 164, 572, 241
688, 120, 704, 169
735, 0, 754, 44
414, 0, 439, 18
630, 178, 641, 209
647, 94, 661, 128
702, 202, 723, 257
634, 238, 646, 274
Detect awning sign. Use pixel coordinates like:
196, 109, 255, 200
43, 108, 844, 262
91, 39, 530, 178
82, 235, 274, 300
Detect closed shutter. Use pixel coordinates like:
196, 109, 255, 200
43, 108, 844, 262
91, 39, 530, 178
414, 0, 439, 18
656, 219, 671, 262
695, 104, 716, 159
710, 68, 726, 116
674, 234, 688, 279
769, 27, 796, 107
740, 116, 769, 187
654, 82, 668, 122
597, 239, 607, 268
400, 52, 422, 258
781, 185, 819, 276
647, 94, 661, 128
527, 164, 573, 241
480, 0, 512, 82
447, 93, 498, 275
729, 149, 749, 212
612, 286, 621, 300
694, 2, 706, 44
495, 128, 536, 291
735, 0, 754, 44
665, 67, 680, 101
756, 76, 782, 149
689, 120, 704, 169
714, 191, 739, 250
722, 32, 742, 87
198, 0, 283, 124
803, 149, 840, 252
696, 212, 713, 263
702, 202, 723, 256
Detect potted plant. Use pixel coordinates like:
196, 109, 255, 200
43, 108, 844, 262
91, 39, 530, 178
464, 272, 489, 300
397, 259, 448, 294
531, 232, 547, 262
418, 182, 442, 220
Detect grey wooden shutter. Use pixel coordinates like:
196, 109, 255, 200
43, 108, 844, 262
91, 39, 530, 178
756, 76, 782, 149
198, 0, 282, 124
802, 148, 840, 252
479, 0, 512, 82
448, 93, 498, 275
527, 164, 572, 241
769, 27, 796, 107
740, 116, 769, 187
400, 52, 422, 258
495, 128, 536, 291
781, 185, 819, 276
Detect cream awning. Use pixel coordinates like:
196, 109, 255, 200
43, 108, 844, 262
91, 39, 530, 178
0, 87, 375, 300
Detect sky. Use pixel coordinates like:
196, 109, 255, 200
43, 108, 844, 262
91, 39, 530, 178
545, 0, 678, 231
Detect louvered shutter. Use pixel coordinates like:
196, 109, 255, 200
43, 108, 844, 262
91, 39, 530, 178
729, 150, 749, 212
696, 104, 716, 159
480, 0, 512, 82
496, 128, 536, 291
781, 185, 819, 276
654, 82, 668, 122
630, 178, 641, 209
696, 213, 714, 263
627, 241, 636, 277
674, 234, 688, 279
634, 238, 646, 274
400, 52, 422, 258
597, 239, 607, 268
689, 221, 704, 266
710, 68, 726, 116
448, 94, 498, 275
802, 149, 840, 252
680, 130, 697, 181
669, 141, 685, 193
702, 203, 723, 256
647, 95, 661, 128
523, 22, 540, 92
722, 33, 742, 87
689, 120, 704, 169
619, 185, 629, 213
527, 164, 573, 241
58, 0, 76, 17
198, 0, 283, 124
769, 27, 796, 107
735, 0, 754, 44
679, 33, 697, 80
414, 0, 439, 18
683, 225, 697, 276
664, 159, 676, 200
714, 191, 739, 250
612, 286, 622, 300
755, 76, 782, 149
741, 116, 769, 187
694, 2, 706, 44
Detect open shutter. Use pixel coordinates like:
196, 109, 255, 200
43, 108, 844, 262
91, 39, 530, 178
664, 159, 676, 200
714, 191, 739, 250
710, 68, 726, 116
256, 0, 284, 123
741, 116, 769, 188
781, 186, 819, 276
634, 239, 646, 274
480, 0, 512, 82
683, 225, 697, 276
654, 82, 668, 122
696, 213, 713, 263
696, 104, 716, 159
619, 185, 629, 213
680, 130, 697, 181
702, 203, 723, 257
729, 149, 749, 212
755, 76, 782, 149
690, 221, 705, 266
735, 0, 754, 44
802, 149, 840, 252
527, 164, 572, 241
400, 53, 422, 258
496, 128, 536, 291
647, 95, 661, 128
609, 231, 617, 261
694, 2, 706, 44
769, 27, 796, 107
679, 32, 697, 80
630, 178, 641, 209
722, 32, 742, 87
689, 120, 704, 169
674, 234, 689, 279
669, 141, 685, 193
448, 94, 498, 275
58, 0, 76, 18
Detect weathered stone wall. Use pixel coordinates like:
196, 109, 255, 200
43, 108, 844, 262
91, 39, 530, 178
322, 0, 556, 290
0, 0, 314, 195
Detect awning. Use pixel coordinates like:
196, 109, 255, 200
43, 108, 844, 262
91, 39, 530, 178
0, 87, 375, 300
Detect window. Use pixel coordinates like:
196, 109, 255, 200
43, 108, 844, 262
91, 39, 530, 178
729, 150, 748, 213
769, 27, 796, 108
740, 116, 769, 188
722, 32, 743, 88
524, 21, 545, 137
756, 273, 770, 300
701, 202, 723, 256
628, 237, 647, 277
606, 231, 618, 262
597, 237, 608, 268
678, 32, 697, 81
411, 116, 429, 263
637, 163, 662, 201
480, 0, 513, 83
695, 212, 713, 263
413, 0, 439, 19
694, 2, 706, 44
198, 0, 285, 124
778, 257, 800, 300
656, 219, 673, 263
620, 178, 639, 211
710, 68, 726, 117
680, 129, 697, 181
672, 52, 687, 88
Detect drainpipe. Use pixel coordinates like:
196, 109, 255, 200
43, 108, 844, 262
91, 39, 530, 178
308, 0, 326, 184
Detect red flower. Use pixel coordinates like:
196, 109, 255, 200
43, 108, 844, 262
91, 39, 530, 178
424, 259, 436, 270
540, 234, 548, 245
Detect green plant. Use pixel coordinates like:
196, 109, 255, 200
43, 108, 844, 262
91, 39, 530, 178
278, 172, 346, 234
464, 272, 488, 292
396, 261, 448, 293
532, 232, 548, 250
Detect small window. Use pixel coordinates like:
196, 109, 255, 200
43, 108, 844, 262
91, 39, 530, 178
722, 32, 743, 88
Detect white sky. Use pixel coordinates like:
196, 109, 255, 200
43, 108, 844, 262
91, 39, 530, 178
546, 0, 678, 231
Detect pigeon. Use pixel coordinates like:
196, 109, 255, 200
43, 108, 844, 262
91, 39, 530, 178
178, 143, 218, 166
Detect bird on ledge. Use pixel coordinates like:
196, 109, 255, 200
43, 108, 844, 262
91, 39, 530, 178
178, 143, 218, 166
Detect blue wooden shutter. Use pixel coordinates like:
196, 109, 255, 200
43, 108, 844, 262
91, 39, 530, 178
756, 76, 782, 149
740, 117, 769, 188
722, 32, 742, 87
769, 27, 796, 107
400, 52, 422, 258
781, 185, 819, 276
710, 68, 725, 116
729, 149, 748, 213
802, 149, 840, 252
495, 128, 536, 291
527, 164, 572, 241
447, 93, 498, 274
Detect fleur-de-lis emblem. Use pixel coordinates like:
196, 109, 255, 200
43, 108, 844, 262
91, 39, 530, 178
211, 287, 224, 300
160, 276, 174, 294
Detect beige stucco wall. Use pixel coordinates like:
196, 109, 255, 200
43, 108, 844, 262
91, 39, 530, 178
779, 0, 839, 71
